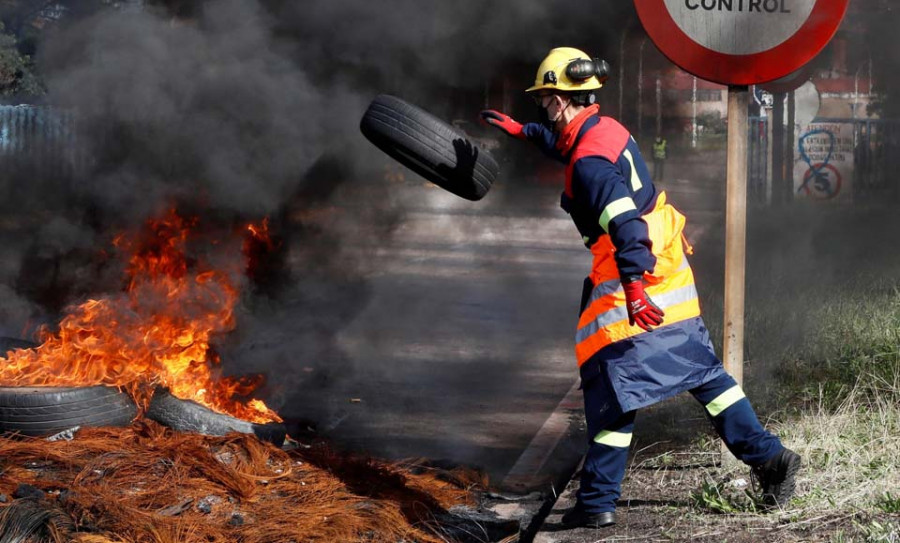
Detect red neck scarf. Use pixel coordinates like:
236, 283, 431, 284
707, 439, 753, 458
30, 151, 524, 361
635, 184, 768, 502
555, 104, 600, 155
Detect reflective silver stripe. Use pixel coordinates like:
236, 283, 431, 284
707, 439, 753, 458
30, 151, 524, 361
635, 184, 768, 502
586, 278, 623, 307
599, 197, 637, 232
582, 259, 691, 312
577, 306, 629, 343
576, 283, 699, 344
705, 385, 746, 417
622, 149, 643, 191
593, 430, 633, 447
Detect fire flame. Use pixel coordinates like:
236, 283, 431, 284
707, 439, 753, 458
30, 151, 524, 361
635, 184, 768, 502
0, 209, 281, 424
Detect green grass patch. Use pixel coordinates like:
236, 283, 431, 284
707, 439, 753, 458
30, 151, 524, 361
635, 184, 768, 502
874, 492, 900, 515
757, 283, 900, 518
852, 518, 900, 542
700, 265, 900, 524
777, 285, 900, 412
690, 480, 762, 514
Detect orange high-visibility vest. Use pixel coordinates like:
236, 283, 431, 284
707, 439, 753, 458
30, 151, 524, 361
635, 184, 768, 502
575, 191, 701, 366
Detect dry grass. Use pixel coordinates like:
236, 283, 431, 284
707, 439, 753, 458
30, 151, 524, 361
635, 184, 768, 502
782, 374, 900, 515
0, 420, 482, 543
683, 276, 900, 541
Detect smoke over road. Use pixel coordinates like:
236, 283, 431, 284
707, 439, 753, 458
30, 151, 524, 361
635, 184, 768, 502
17, 0, 632, 223
0, 0, 632, 471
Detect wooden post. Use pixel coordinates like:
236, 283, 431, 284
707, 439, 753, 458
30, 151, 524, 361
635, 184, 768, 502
721, 85, 749, 462
724, 86, 748, 387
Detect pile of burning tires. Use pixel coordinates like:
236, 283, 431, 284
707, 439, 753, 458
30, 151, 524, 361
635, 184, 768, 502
0, 338, 286, 446
0, 94, 497, 450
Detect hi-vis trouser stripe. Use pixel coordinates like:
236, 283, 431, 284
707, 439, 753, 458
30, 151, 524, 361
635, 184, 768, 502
593, 430, 633, 448
705, 385, 746, 417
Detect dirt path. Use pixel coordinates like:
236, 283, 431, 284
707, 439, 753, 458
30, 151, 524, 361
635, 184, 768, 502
534, 455, 875, 543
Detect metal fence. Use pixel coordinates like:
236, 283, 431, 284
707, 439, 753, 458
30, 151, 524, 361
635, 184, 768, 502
846, 118, 900, 201
3, 104, 898, 206
0, 105, 81, 187
746, 116, 900, 204
748, 116, 768, 204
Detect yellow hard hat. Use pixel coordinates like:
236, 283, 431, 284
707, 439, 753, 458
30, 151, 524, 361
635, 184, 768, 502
526, 47, 608, 93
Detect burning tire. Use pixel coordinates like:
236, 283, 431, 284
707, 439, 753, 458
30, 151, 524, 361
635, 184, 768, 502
360, 94, 499, 201
146, 388, 286, 446
0, 336, 38, 355
0, 337, 138, 436
0, 386, 138, 437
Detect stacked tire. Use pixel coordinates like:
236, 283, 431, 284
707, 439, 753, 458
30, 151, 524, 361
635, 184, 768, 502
0, 385, 138, 437
0, 338, 285, 446
0, 338, 138, 436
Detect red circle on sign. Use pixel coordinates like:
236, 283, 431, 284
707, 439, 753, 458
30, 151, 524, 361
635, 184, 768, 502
634, 0, 849, 85
800, 163, 841, 199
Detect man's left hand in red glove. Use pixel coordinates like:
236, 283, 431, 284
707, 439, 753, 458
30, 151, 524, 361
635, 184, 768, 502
480, 110, 527, 140
622, 277, 665, 332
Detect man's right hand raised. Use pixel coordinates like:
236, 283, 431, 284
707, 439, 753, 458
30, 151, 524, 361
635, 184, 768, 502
480, 110, 526, 140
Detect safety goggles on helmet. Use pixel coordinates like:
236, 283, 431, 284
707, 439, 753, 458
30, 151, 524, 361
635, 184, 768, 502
532, 93, 555, 107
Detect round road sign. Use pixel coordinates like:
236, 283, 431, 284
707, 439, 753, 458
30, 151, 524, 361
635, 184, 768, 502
799, 162, 841, 199
634, 0, 849, 85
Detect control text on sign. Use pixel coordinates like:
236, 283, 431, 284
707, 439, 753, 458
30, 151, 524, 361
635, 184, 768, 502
685, 0, 791, 13
664, 0, 815, 55
636, 0, 849, 85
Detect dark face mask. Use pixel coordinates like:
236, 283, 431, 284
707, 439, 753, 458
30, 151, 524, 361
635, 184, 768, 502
537, 96, 566, 130
537, 104, 555, 129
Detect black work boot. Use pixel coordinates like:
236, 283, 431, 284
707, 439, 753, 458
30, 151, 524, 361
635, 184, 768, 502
751, 447, 802, 508
560, 503, 616, 529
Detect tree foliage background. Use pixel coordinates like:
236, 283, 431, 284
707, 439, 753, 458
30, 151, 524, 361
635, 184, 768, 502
0, 0, 188, 100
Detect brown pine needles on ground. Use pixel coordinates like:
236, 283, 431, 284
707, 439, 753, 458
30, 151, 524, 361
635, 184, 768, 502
0, 421, 483, 543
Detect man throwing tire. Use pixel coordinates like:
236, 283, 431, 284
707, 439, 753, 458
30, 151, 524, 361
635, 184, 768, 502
481, 47, 800, 529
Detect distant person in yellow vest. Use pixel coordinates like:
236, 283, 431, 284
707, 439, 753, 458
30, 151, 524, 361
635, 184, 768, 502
652, 135, 667, 181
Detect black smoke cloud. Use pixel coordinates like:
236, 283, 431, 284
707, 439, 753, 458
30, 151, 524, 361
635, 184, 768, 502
0, 0, 637, 476
19, 0, 634, 224
39, 1, 333, 220
268, 0, 627, 83
0, 0, 636, 324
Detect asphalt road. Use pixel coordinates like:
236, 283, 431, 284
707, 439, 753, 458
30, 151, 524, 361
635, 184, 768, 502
275, 178, 585, 488
274, 152, 727, 492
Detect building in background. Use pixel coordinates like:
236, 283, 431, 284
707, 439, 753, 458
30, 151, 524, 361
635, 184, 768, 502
603, 1, 892, 206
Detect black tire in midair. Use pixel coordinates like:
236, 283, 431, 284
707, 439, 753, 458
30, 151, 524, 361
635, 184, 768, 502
146, 387, 286, 447
0, 386, 139, 437
360, 94, 500, 201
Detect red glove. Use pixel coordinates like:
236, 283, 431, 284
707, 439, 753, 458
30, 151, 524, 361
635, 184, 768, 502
480, 110, 526, 140
622, 278, 665, 332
